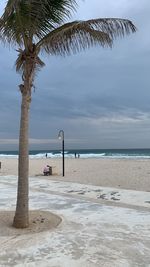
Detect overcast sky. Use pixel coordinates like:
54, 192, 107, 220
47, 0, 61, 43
0, 0, 150, 150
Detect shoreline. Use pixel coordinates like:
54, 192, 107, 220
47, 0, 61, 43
0, 157, 150, 191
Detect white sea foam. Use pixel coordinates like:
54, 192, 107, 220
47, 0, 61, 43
107, 154, 150, 159
0, 152, 150, 159
0, 154, 18, 159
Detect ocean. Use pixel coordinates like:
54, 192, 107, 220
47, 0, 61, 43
0, 149, 150, 159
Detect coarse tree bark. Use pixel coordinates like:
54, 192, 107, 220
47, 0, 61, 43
13, 56, 34, 228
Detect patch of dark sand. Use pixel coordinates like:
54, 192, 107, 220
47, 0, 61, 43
0, 210, 62, 237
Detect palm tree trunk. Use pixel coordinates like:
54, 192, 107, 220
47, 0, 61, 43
12, 46, 36, 228
13, 84, 31, 228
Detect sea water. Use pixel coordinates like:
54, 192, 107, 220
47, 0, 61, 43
0, 149, 150, 159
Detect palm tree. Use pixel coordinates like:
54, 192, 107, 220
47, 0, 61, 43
0, 0, 136, 228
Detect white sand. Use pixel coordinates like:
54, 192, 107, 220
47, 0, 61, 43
0, 157, 150, 191
0, 174, 150, 266
0, 160, 150, 266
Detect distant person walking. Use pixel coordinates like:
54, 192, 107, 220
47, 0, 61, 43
46, 153, 47, 158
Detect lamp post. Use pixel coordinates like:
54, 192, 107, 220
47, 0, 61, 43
58, 130, 65, 176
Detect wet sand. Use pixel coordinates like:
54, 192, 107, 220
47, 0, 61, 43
0, 157, 150, 191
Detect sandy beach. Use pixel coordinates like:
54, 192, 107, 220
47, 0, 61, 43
0, 157, 150, 266
0, 157, 150, 191
0, 168, 150, 266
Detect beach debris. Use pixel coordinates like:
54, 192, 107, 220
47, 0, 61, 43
67, 189, 89, 194
111, 197, 120, 201
110, 191, 118, 195
97, 194, 107, 200
78, 191, 85, 195
67, 190, 78, 193
32, 217, 45, 224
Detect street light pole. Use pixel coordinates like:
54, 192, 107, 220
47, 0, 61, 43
62, 137, 64, 177
58, 130, 65, 176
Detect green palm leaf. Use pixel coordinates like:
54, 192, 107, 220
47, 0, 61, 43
0, 0, 78, 44
37, 18, 136, 56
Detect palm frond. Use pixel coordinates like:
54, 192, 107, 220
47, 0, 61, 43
88, 18, 136, 38
0, 0, 78, 45
2, 0, 23, 18
3, 0, 77, 20
37, 18, 136, 56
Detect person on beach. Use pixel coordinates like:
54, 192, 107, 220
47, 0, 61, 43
43, 165, 50, 176
46, 153, 47, 158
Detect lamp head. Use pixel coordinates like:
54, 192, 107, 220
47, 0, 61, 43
58, 130, 64, 140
